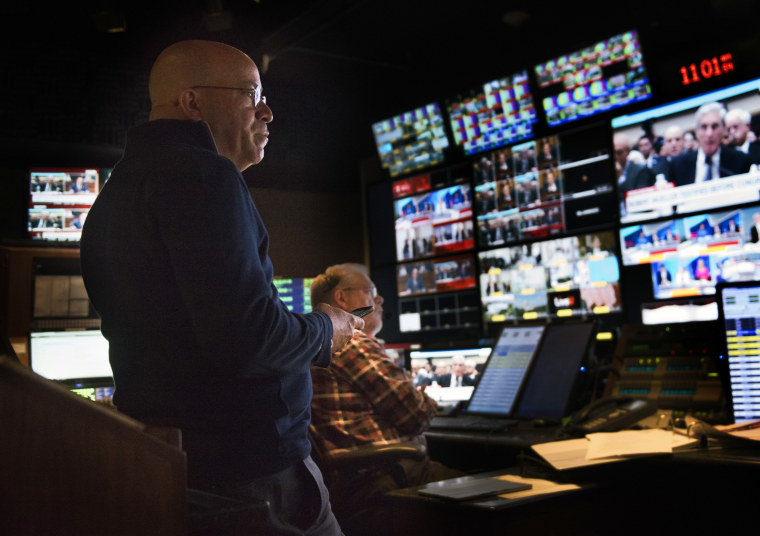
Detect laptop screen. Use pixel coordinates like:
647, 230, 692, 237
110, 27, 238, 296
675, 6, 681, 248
717, 282, 760, 423
29, 330, 113, 382
465, 324, 545, 416
516, 322, 594, 419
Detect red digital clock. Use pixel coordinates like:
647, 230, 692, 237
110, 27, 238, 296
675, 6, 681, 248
679, 53, 734, 85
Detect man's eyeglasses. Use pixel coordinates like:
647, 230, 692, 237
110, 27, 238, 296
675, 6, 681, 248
191, 85, 266, 107
340, 286, 378, 299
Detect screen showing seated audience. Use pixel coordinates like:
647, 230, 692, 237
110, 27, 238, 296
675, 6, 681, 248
612, 76, 760, 225
478, 230, 621, 323
473, 122, 616, 247
620, 203, 760, 300
535, 30, 652, 128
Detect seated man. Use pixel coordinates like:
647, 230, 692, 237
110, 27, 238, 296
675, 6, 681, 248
309, 263, 463, 533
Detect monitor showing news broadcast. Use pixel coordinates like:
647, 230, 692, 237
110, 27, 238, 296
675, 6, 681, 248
613, 76, 760, 225
474, 122, 616, 248
446, 70, 537, 156
371, 102, 451, 178
619, 204, 760, 300
535, 30, 652, 129
28, 168, 110, 244
394, 182, 474, 262
478, 230, 621, 323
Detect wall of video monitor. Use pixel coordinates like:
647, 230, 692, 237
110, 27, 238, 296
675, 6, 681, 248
367, 25, 760, 342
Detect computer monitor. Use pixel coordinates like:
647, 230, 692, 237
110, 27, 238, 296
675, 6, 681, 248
515, 322, 594, 420
716, 281, 760, 423
464, 324, 545, 416
273, 277, 313, 313
409, 346, 491, 404
29, 330, 114, 402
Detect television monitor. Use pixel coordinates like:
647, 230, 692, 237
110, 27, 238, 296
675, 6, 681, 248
474, 122, 616, 249
446, 70, 537, 156
619, 205, 760, 300
613, 76, 760, 224
394, 182, 474, 262
641, 298, 718, 325
371, 102, 451, 178
535, 29, 652, 128
478, 230, 621, 323
408, 346, 491, 404
28, 168, 110, 244
273, 277, 313, 314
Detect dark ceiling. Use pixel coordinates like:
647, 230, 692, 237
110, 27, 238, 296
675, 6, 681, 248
3, 0, 760, 194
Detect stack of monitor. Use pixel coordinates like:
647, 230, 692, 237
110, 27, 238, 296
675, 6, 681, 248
368, 24, 760, 341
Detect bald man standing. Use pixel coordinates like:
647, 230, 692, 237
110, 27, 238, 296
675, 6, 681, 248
81, 40, 359, 535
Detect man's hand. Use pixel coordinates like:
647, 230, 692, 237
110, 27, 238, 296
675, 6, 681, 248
313, 302, 365, 352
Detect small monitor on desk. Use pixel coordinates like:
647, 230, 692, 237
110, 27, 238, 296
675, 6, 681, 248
29, 330, 114, 402
409, 346, 491, 405
464, 324, 545, 416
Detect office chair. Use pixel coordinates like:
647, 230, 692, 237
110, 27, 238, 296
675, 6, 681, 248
308, 428, 427, 534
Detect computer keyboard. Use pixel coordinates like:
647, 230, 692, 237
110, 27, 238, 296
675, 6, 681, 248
429, 415, 518, 432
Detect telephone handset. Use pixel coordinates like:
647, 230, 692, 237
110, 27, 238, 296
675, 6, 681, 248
564, 396, 657, 436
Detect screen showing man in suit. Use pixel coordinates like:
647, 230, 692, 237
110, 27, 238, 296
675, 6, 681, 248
612, 77, 760, 225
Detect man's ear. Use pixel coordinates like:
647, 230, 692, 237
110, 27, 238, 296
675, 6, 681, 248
177, 88, 203, 120
333, 288, 350, 310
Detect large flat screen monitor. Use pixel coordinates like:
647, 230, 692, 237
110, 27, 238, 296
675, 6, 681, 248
371, 102, 451, 178
613, 76, 760, 224
446, 70, 537, 156
535, 30, 652, 128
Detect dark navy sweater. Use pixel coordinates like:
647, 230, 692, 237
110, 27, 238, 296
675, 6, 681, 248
81, 119, 332, 482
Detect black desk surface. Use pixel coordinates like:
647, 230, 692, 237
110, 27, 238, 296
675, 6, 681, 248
386, 444, 760, 535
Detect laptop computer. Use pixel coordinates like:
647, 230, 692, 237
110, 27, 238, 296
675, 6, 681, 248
430, 321, 595, 432
29, 329, 114, 403
716, 281, 760, 423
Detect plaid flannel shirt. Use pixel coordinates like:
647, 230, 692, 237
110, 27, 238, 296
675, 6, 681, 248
310, 331, 438, 457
